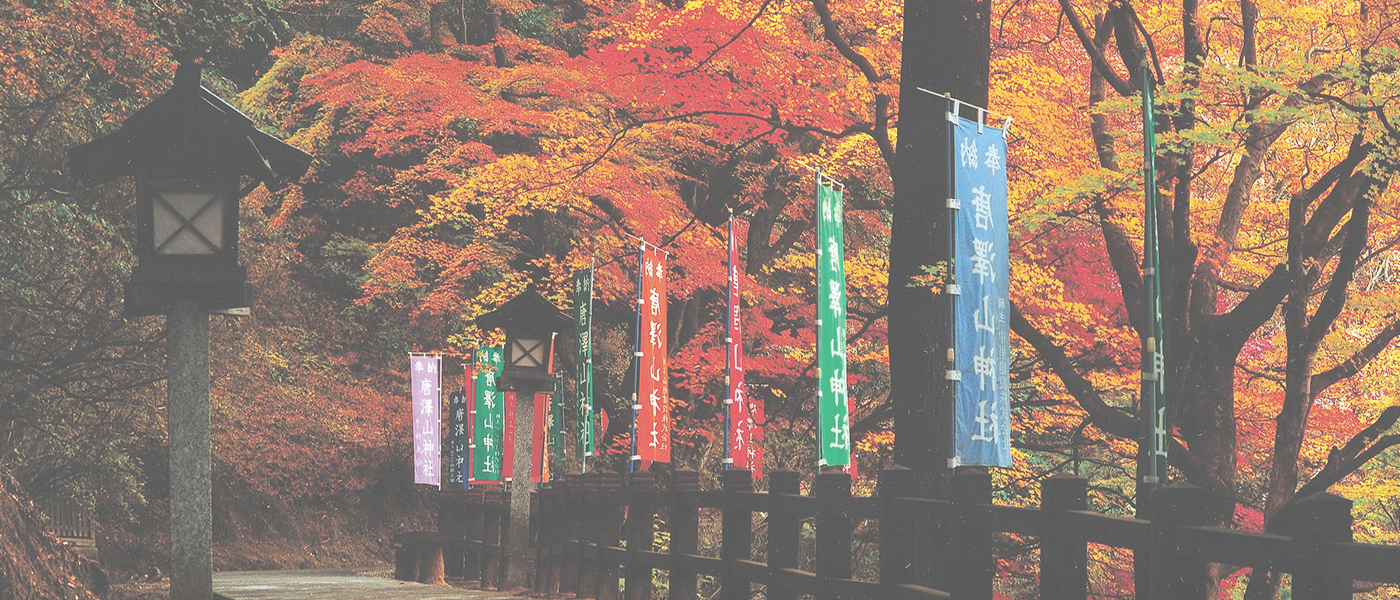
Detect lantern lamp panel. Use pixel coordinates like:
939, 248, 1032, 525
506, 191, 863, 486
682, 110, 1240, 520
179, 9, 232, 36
509, 337, 546, 369
154, 191, 223, 254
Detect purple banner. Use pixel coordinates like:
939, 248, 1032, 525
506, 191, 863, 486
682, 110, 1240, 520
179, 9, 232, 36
412, 354, 442, 486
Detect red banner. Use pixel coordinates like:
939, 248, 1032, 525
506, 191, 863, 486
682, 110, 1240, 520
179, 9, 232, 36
727, 216, 762, 476
502, 391, 515, 480
637, 246, 671, 463
465, 363, 476, 485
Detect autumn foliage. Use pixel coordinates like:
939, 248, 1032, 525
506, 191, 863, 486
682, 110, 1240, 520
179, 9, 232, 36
3, 0, 1400, 595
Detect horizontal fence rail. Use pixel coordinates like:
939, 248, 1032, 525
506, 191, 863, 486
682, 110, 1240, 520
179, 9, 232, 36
429, 466, 1400, 600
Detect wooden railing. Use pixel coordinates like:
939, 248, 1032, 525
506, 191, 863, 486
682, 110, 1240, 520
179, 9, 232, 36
439, 466, 1400, 599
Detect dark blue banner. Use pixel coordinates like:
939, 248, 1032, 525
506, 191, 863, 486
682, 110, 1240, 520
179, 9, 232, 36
952, 111, 1011, 468
445, 390, 468, 489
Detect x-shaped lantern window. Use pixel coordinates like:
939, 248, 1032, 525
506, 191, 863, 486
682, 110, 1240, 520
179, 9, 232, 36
509, 337, 547, 369
153, 190, 223, 254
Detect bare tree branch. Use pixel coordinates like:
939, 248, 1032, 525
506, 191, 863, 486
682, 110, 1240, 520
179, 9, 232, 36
1054, 0, 1135, 97
1292, 406, 1400, 502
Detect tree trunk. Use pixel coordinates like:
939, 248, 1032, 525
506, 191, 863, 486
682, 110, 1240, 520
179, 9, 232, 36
889, 0, 990, 500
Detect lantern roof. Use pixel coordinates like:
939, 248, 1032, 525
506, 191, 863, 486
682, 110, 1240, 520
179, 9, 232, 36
475, 286, 575, 336
67, 63, 312, 189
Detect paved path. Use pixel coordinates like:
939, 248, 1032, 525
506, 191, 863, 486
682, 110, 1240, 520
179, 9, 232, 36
213, 567, 522, 600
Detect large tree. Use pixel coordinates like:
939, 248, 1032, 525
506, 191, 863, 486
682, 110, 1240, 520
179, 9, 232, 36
887, 0, 991, 498
1006, 0, 1400, 592
0, 0, 169, 508
246, 0, 904, 471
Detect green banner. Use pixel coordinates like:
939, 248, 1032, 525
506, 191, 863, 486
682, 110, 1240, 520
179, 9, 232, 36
1139, 63, 1168, 488
573, 268, 594, 464
816, 179, 850, 466
471, 346, 505, 481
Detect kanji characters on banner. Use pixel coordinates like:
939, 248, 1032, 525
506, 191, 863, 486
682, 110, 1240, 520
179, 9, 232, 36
951, 109, 1012, 468
445, 390, 468, 490
531, 391, 547, 483
411, 354, 441, 486
502, 391, 515, 480
465, 362, 477, 484
726, 214, 762, 476
573, 268, 594, 466
471, 346, 505, 482
636, 245, 671, 464
817, 179, 850, 467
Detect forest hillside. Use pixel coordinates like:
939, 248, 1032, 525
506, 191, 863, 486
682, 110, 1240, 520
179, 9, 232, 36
3, 0, 1399, 597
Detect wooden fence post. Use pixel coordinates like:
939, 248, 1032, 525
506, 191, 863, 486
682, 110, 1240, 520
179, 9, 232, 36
548, 481, 568, 594
498, 487, 512, 589
879, 465, 915, 593
393, 533, 419, 582
1154, 483, 1211, 599
1289, 493, 1354, 600
598, 472, 624, 600
951, 468, 993, 600
626, 471, 656, 600
440, 490, 465, 579
528, 490, 540, 590
482, 488, 503, 590
816, 470, 853, 600
561, 475, 582, 597
535, 486, 555, 593
1041, 474, 1087, 600
722, 468, 754, 600
465, 489, 484, 585
768, 470, 802, 600
579, 473, 602, 600
671, 469, 701, 600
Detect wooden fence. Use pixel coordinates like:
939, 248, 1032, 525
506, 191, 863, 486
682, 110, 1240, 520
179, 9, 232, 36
36, 496, 95, 540
436, 466, 1400, 599
35, 496, 99, 560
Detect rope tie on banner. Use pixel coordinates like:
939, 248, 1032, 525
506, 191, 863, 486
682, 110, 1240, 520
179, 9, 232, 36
788, 157, 846, 190
917, 88, 1014, 137
626, 231, 672, 256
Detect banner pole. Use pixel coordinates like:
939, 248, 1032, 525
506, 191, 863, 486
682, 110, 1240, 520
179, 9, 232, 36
466, 357, 475, 488
586, 262, 594, 472
946, 94, 959, 478
724, 211, 734, 470
1136, 58, 1166, 600
815, 167, 824, 472
631, 243, 644, 474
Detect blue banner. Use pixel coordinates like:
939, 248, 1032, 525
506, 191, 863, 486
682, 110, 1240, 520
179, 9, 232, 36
952, 111, 1011, 468
445, 390, 468, 489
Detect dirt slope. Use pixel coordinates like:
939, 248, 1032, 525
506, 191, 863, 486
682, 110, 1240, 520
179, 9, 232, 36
0, 473, 104, 600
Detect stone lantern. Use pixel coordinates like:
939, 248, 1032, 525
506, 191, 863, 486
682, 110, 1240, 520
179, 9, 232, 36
67, 63, 311, 600
475, 286, 573, 588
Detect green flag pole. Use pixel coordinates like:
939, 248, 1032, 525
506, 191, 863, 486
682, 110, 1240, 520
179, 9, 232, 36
1137, 59, 1168, 599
